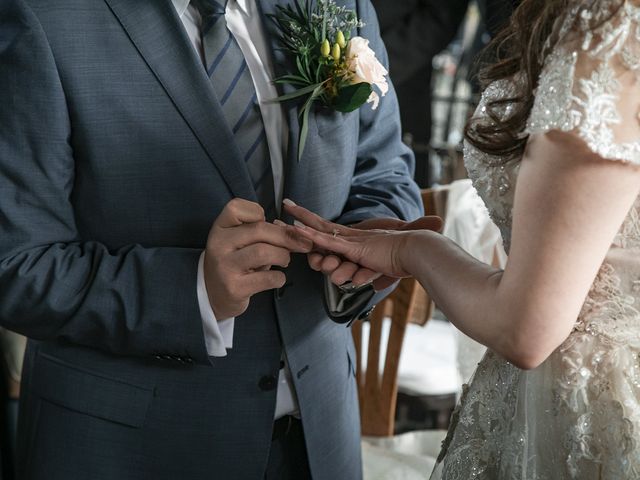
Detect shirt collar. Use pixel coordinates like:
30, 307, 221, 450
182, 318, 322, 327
172, 0, 250, 17
235, 0, 250, 15
171, 0, 191, 18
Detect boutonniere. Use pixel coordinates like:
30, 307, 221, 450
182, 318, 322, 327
270, 0, 389, 160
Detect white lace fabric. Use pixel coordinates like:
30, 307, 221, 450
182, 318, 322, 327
527, 0, 640, 163
431, 1, 640, 478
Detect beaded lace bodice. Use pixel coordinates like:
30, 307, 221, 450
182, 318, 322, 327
432, 1, 640, 478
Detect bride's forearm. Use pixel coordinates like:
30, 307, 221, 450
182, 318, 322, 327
404, 231, 523, 366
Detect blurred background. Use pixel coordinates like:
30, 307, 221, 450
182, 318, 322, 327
376, 0, 517, 189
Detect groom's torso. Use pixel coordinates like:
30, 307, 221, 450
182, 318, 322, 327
17, 0, 362, 478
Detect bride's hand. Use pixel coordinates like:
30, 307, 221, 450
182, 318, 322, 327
283, 201, 441, 290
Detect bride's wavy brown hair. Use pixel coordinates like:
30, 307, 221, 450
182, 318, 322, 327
465, 0, 623, 158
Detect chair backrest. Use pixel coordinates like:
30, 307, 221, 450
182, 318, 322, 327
353, 188, 449, 437
353, 278, 425, 437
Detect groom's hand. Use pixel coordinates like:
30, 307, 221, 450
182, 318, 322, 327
204, 199, 313, 319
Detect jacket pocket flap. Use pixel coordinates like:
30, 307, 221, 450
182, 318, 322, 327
31, 352, 153, 428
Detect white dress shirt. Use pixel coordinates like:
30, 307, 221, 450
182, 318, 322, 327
171, 0, 298, 420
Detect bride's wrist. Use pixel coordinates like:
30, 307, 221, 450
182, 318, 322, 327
402, 230, 437, 277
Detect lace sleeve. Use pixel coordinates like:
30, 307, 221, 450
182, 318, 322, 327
526, 0, 640, 164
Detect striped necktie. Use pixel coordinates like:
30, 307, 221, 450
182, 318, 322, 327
191, 0, 276, 218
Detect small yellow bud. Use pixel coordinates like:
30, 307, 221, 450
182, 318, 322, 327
336, 30, 347, 49
331, 43, 341, 62
320, 39, 331, 58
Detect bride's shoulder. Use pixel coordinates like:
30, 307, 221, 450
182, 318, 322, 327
561, 0, 639, 22
470, 0, 640, 166
554, 0, 640, 46
527, 0, 640, 164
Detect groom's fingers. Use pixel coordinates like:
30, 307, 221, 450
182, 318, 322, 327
372, 276, 399, 291
216, 198, 266, 228
352, 218, 407, 231
400, 216, 443, 233
320, 255, 342, 273
242, 270, 287, 297
230, 221, 313, 253
352, 268, 381, 287
233, 243, 291, 272
307, 252, 325, 271
330, 261, 359, 286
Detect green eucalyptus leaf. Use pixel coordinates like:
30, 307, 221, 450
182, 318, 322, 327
314, 63, 323, 84
294, 0, 306, 22
333, 82, 372, 113
275, 74, 309, 84
297, 84, 324, 161
296, 56, 306, 78
298, 102, 311, 162
270, 81, 324, 103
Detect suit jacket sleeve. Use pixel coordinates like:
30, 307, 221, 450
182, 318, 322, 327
0, 2, 210, 364
326, 0, 424, 324
338, 0, 423, 227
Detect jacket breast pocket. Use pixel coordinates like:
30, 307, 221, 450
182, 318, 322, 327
30, 352, 154, 428
314, 109, 353, 138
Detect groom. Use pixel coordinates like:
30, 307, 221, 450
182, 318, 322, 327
0, 0, 422, 478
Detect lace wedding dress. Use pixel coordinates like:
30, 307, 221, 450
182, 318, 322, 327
430, 1, 640, 478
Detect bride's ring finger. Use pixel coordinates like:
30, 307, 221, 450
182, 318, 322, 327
285, 202, 361, 237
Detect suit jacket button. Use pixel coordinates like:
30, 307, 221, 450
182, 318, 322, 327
259, 375, 278, 391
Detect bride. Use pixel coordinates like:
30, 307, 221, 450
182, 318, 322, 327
284, 0, 640, 477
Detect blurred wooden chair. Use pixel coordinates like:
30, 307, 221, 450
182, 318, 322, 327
353, 278, 427, 437
353, 187, 451, 437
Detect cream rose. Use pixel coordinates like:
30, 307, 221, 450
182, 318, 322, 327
345, 36, 389, 110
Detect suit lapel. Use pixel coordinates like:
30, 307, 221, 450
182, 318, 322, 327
104, 0, 256, 201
